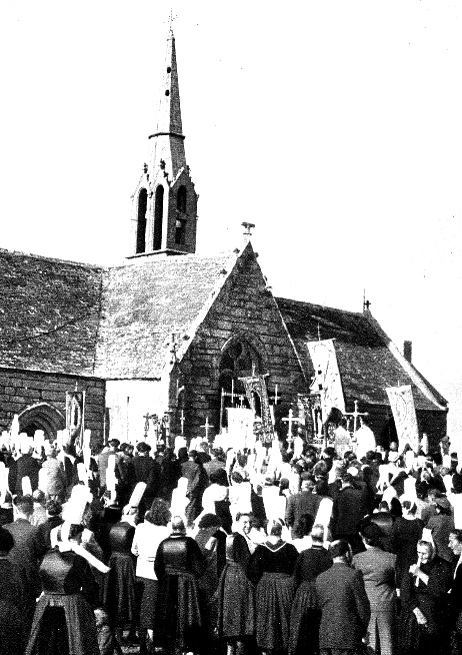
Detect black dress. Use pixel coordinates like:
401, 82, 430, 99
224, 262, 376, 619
390, 516, 424, 586
102, 520, 137, 628
154, 533, 207, 654
289, 545, 333, 655
216, 532, 255, 640
247, 539, 299, 651
0, 558, 25, 655
25, 547, 100, 655
399, 555, 453, 655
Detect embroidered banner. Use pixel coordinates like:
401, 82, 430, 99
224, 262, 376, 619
307, 339, 345, 422
239, 374, 274, 443
386, 385, 419, 454
66, 391, 85, 449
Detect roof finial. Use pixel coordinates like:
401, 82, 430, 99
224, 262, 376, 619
166, 8, 178, 34
363, 289, 371, 313
242, 222, 255, 242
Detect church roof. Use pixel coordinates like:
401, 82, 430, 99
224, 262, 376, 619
0, 247, 234, 380
94, 251, 235, 379
275, 297, 447, 412
0, 249, 103, 377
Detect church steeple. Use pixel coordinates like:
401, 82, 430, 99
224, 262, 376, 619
130, 28, 198, 258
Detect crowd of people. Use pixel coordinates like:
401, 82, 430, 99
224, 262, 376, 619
1, 432, 462, 655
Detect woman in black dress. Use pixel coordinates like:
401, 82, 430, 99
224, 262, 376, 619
247, 519, 298, 655
217, 531, 255, 655
25, 522, 105, 655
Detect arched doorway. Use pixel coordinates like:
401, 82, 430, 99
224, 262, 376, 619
18, 403, 66, 441
377, 417, 397, 450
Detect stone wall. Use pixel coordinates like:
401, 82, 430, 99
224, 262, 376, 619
172, 246, 306, 440
0, 367, 105, 442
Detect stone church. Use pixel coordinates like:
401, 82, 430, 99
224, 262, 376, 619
0, 30, 448, 452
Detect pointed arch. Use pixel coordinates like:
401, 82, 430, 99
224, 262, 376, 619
153, 185, 164, 250
18, 403, 66, 441
136, 188, 148, 254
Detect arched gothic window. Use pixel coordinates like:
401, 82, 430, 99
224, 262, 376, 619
175, 185, 187, 245
153, 185, 164, 250
136, 188, 147, 253
177, 185, 187, 213
218, 339, 261, 427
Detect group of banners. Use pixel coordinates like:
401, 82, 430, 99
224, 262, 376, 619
307, 338, 420, 453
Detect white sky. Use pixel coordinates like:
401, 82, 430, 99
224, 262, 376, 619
1, 1, 461, 442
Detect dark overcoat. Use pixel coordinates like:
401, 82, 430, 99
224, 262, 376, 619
315, 561, 371, 651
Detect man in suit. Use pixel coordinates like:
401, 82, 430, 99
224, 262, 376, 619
181, 450, 208, 527
353, 521, 397, 655
316, 538, 371, 655
285, 473, 322, 538
4, 494, 41, 637
290, 524, 333, 655
8, 440, 41, 495
131, 441, 161, 516
330, 471, 369, 553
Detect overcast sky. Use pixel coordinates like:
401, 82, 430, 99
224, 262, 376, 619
1, 1, 461, 442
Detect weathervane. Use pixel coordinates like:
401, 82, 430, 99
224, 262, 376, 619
166, 8, 178, 30
242, 222, 255, 239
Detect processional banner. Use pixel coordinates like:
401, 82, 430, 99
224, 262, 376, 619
307, 339, 345, 421
239, 374, 274, 443
227, 408, 254, 450
386, 385, 419, 454
66, 391, 85, 449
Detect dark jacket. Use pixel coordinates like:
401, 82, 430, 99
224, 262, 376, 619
285, 490, 322, 537
315, 561, 371, 650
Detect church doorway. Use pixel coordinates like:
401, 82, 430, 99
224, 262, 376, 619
377, 417, 397, 451
18, 403, 66, 441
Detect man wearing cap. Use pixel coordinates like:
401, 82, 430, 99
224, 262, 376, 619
353, 521, 398, 655
132, 442, 161, 516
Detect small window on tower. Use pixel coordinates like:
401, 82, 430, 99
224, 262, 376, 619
136, 188, 148, 254
167, 66, 172, 73
175, 217, 186, 245
165, 90, 170, 96
177, 186, 187, 214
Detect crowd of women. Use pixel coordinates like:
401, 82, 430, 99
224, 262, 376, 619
1, 434, 462, 655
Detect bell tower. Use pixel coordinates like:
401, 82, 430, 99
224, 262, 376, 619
130, 28, 198, 257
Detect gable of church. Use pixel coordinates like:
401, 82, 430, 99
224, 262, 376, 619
169, 242, 306, 438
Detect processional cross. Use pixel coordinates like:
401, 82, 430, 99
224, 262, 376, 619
282, 408, 303, 449
343, 400, 369, 435
200, 416, 214, 441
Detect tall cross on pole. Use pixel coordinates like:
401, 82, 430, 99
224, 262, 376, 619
166, 8, 178, 29
282, 408, 303, 447
180, 410, 185, 436
200, 416, 214, 441
343, 400, 369, 435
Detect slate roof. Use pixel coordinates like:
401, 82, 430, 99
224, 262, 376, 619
276, 297, 447, 412
94, 252, 234, 378
0, 249, 103, 376
0, 248, 233, 379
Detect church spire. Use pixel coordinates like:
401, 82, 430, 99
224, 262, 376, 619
155, 30, 183, 136
129, 27, 198, 258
